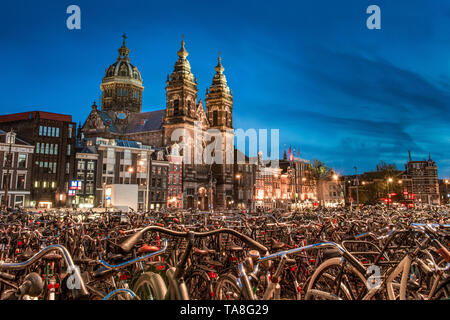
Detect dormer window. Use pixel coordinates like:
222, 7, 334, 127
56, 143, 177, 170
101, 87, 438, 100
6, 131, 16, 144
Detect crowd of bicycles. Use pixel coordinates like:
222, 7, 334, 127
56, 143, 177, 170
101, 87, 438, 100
0, 205, 449, 300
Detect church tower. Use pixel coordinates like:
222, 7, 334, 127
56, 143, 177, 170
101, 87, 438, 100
100, 35, 144, 123
205, 54, 235, 209
205, 54, 233, 130
164, 37, 199, 128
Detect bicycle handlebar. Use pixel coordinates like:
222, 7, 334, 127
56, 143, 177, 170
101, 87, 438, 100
0, 244, 89, 298
119, 226, 268, 254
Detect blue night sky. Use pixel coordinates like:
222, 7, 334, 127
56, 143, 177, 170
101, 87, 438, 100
0, 0, 449, 177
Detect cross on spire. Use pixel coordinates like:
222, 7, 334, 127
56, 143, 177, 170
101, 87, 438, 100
122, 33, 127, 44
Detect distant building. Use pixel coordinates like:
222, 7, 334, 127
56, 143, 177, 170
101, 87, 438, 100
316, 178, 345, 207
0, 111, 76, 208
402, 151, 440, 206
0, 130, 34, 208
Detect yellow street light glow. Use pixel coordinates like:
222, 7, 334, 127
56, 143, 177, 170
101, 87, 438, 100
398, 180, 402, 184
332, 174, 338, 181
388, 178, 393, 183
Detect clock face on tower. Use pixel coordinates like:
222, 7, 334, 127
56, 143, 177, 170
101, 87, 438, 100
117, 112, 127, 120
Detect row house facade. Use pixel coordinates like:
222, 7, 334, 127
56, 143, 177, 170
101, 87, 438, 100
0, 130, 34, 208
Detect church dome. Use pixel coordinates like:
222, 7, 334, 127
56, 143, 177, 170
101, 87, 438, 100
102, 34, 143, 87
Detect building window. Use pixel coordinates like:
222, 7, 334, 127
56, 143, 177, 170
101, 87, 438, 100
34, 181, 40, 188
39, 126, 43, 136
86, 183, 94, 194
14, 195, 24, 208
54, 144, 58, 155
67, 145, 71, 156
173, 100, 180, 116
213, 110, 218, 126
36, 143, 40, 154
66, 162, 70, 174
87, 161, 95, 171
68, 124, 73, 138
78, 161, 85, 170
17, 154, 27, 168
56, 128, 60, 137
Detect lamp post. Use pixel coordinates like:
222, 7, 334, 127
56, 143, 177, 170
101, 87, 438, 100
387, 177, 393, 208
354, 166, 359, 211
445, 179, 449, 204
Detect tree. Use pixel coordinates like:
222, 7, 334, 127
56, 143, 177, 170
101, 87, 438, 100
310, 159, 333, 180
376, 161, 398, 172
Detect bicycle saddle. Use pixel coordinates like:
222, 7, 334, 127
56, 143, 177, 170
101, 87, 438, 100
137, 244, 160, 254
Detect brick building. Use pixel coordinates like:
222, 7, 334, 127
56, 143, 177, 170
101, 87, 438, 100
0, 111, 76, 208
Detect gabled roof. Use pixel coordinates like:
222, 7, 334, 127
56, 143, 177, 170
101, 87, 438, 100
125, 109, 165, 134
97, 110, 118, 133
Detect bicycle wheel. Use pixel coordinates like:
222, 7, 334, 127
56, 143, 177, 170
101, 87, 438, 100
184, 270, 212, 300
214, 273, 242, 300
133, 272, 167, 300
304, 257, 368, 300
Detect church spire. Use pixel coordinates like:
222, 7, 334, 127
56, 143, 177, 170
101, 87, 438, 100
210, 52, 230, 93
169, 35, 194, 82
215, 51, 224, 74
177, 35, 189, 59
118, 33, 130, 61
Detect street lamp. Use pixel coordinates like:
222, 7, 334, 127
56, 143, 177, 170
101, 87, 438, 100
387, 177, 393, 208
445, 179, 449, 204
